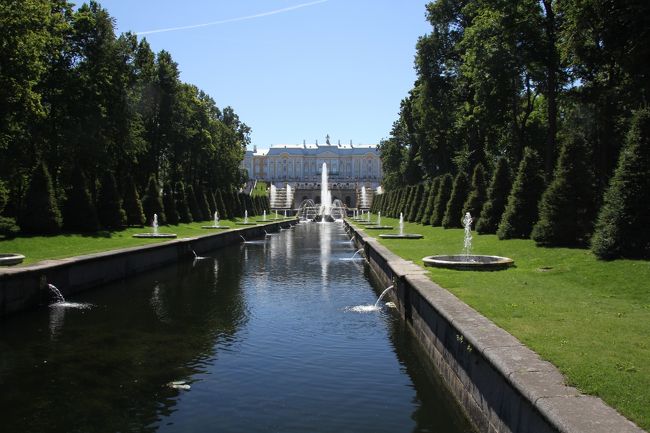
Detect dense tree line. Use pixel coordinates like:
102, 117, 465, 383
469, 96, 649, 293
0, 0, 259, 236
377, 0, 650, 260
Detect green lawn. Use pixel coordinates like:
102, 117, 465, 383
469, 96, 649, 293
251, 180, 268, 196
352, 215, 650, 430
0, 219, 266, 265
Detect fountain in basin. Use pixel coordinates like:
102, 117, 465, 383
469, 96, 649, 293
133, 214, 177, 238
422, 213, 513, 270
380, 213, 422, 239
363, 211, 394, 230
0, 253, 25, 266
202, 211, 229, 229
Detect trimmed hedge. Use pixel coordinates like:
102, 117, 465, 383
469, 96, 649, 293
476, 158, 511, 234
97, 171, 126, 229
591, 108, 650, 259
442, 171, 469, 228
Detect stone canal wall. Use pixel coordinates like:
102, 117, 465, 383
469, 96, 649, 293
346, 221, 643, 433
0, 221, 294, 317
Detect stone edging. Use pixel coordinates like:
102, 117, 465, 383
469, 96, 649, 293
0, 221, 295, 317
346, 221, 644, 433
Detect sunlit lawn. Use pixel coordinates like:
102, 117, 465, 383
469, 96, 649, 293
352, 215, 650, 430
0, 218, 284, 266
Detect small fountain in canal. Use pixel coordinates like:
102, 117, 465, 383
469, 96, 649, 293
379, 212, 423, 239
133, 214, 177, 238
422, 212, 514, 270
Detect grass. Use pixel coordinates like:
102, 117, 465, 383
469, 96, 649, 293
352, 215, 650, 430
0, 218, 276, 266
251, 181, 268, 196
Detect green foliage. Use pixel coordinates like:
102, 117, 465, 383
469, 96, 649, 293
96, 171, 126, 229
185, 184, 202, 222
122, 176, 145, 227
174, 181, 192, 224
591, 108, 650, 259
421, 178, 440, 225
63, 168, 99, 232
415, 182, 431, 223
532, 131, 596, 246
19, 162, 62, 234
431, 174, 453, 226
142, 175, 165, 225
407, 183, 425, 222
215, 190, 227, 220
442, 171, 470, 228
497, 148, 546, 239
463, 163, 488, 223
196, 185, 212, 221
476, 158, 511, 234
206, 190, 217, 216
162, 183, 179, 225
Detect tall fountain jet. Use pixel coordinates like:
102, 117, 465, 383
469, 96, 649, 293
319, 163, 333, 221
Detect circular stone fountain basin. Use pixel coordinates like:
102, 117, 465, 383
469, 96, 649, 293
379, 233, 423, 239
132, 233, 177, 238
364, 225, 394, 230
201, 225, 230, 229
0, 253, 25, 266
422, 255, 514, 270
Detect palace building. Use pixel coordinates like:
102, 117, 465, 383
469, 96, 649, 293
241, 136, 382, 209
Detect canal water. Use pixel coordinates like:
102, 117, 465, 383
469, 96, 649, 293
0, 222, 473, 432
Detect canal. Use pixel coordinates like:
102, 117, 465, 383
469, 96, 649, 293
0, 222, 472, 432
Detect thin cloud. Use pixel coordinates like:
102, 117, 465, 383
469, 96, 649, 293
136, 0, 328, 35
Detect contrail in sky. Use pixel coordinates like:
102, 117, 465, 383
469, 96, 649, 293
136, 0, 328, 35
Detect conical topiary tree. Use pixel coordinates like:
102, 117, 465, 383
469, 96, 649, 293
415, 182, 431, 223
407, 183, 425, 222
175, 181, 193, 223
0, 180, 18, 237
215, 190, 228, 220
63, 167, 99, 232
142, 175, 165, 225
591, 108, 650, 259
97, 171, 126, 229
207, 190, 217, 217
196, 185, 211, 221
476, 158, 511, 234
163, 183, 179, 225
463, 163, 487, 224
19, 161, 62, 234
532, 131, 597, 247
442, 171, 470, 228
421, 177, 440, 225
122, 175, 145, 226
497, 148, 546, 239
431, 174, 453, 226
185, 184, 202, 222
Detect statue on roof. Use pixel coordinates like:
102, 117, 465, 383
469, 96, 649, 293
326, 134, 331, 145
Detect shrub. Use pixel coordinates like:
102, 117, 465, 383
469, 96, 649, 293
163, 183, 179, 225
476, 158, 511, 234
463, 163, 487, 224
415, 182, 431, 223
19, 161, 62, 234
591, 108, 650, 259
532, 131, 597, 246
206, 190, 217, 217
97, 171, 126, 229
185, 184, 202, 222
431, 174, 453, 226
215, 190, 228, 219
407, 183, 425, 222
122, 176, 145, 226
497, 148, 546, 239
196, 185, 212, 220
442, 171, 469, 228
63, 168, 99, 232
175, 181, 193, 223
421, 177, 440, 225
142, 175, 165, 225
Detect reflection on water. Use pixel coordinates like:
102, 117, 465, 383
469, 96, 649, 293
0, 222, 473, 433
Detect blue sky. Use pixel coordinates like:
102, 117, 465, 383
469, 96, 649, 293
98, 0, 432, 150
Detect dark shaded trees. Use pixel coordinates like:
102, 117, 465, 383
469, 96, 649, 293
591, 108, 650, 259
19, 162, 62, 234
476, 158, 511, 234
